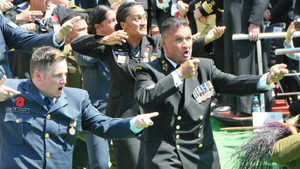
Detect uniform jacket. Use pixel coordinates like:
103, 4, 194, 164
272, 132, 300, 169
134, 57, 266, 169
0, 12, 57, 78
0, 79, 135, 169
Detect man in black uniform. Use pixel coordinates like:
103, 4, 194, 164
134, 17, 288, 169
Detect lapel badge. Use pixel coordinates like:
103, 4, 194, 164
51, 15, 59, 23
161, 60, 168, 71
143, 52, 149, 62
16, 96, 25, 107
150, 55, 157, 62
69, 118, 77, 135
117, 55, 126, 64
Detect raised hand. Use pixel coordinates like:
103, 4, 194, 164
111, 0, 122, 11
177, 58, 200, 79
177, 1, 189, 17
0, 0, 13, 12
55, 16, 82, 43
285, 21, 296, 45
204, 26, 226, 45
15, 6, 43, 23
267, 64, 289, 84
194, 8, 206, 24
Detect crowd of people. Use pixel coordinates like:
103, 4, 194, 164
0, 0, 298, 169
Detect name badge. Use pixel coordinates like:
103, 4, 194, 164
117, 55, 126, 64
13, 107, 30, 113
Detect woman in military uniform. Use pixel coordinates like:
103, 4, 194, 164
71, 2, 161, 169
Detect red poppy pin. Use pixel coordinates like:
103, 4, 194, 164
51, 15, 59, 23
16, 96, 25, 107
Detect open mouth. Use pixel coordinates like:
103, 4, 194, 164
140, 26, 147, 31
183, 50, 190, 56
58, 87, 63, 92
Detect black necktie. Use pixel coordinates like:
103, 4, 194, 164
44, 97, 53, 110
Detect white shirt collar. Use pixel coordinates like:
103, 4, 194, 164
164, 54, 179, 69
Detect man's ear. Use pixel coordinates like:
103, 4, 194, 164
161, 38, 165, 49
66, 35, 71, 44
34, 70, 43, 81
120, 22, 125, 30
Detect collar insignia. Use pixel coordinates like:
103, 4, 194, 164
161, 59, 168, 71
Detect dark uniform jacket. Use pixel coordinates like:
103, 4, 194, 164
0, 79, 135, 169
134, 57, 266, 169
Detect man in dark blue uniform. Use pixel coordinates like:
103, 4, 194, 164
134, 17, 288, 169
0, 46, 158, 169
0, 11, 74, 78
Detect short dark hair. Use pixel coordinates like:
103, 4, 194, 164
88, 5, 112, 34
115, 1, 142, 30
30, 46, 67, 75
161, 17, 190, 37
60, 13, 85, 26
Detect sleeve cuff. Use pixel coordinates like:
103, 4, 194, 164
283, 40, 294, 48
257, 73, 275, 90
130, 118, 143, 134
53, 32, 65, 47
171, 70, 183, 87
